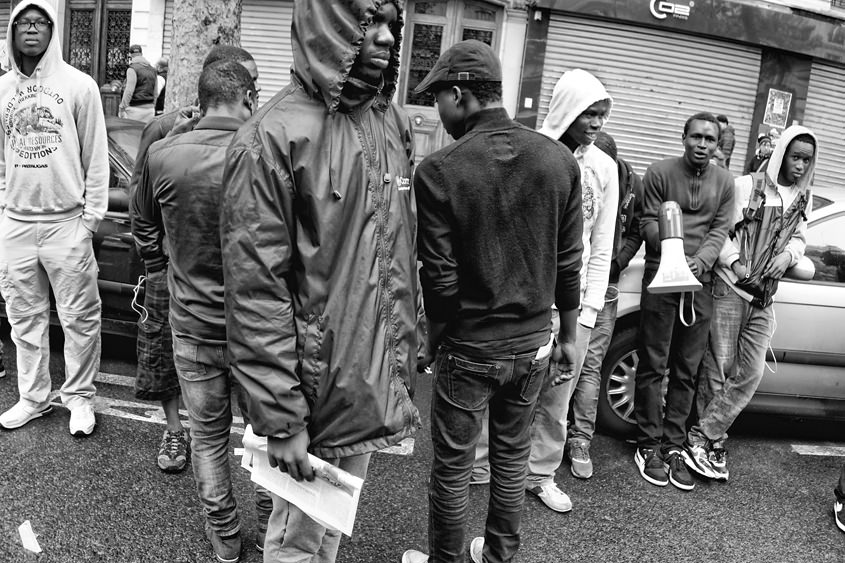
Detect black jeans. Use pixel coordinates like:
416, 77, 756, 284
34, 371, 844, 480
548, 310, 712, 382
634, 269, 713, 454
428, 343, 549, 563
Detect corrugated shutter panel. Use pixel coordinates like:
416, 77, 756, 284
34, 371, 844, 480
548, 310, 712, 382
241, 0, 294, 102
162, 0, 173, 60
803, 62, 845, 192
0, 3, 9, 70
539, 16, 760, 176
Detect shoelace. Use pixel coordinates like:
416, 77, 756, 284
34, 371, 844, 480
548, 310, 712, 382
163, 431, 185, 456
573, 442, 590, 461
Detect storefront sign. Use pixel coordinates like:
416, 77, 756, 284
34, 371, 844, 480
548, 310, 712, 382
649, 0, 692, 20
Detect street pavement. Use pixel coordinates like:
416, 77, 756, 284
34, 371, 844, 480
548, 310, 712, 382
1, 330, 844, 562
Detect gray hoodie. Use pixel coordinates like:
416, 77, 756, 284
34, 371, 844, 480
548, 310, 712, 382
0, 0, 108, 233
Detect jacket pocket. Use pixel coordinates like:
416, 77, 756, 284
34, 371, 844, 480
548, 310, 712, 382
440, 352, 499, 411
300, 314, 326, 404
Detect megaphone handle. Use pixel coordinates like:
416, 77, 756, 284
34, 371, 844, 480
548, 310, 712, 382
678, 292, 697, 328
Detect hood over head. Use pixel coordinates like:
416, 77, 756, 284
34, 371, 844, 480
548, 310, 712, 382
765, 124, 818, 191
7, 0, 62, 78
539, 68, 612, 142
291, 0, 403, 114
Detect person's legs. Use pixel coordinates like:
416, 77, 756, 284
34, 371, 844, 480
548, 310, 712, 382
526, 323, 590, 488
483, 351, 547, 563
40, 218, 101, 415
697, 303, 772, 444
0, 219, 54, 426
428, 346, 497, 563
662, 285, 713, 453
634, 278, 676, 450
263, 453, 371, 563
568, 286, 618, 477
134, 268, 188, 469
692, 277, 741, 440
173, 335, 240, 538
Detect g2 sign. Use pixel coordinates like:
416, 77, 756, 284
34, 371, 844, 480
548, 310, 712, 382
650, 0, 693, 20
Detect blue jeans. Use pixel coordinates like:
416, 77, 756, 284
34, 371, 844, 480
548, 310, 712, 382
569, 285, 619, 443
689, 276, 774, 447
429, 343, 549, 563
172, 333, 240, 537
634, 269, 713, 454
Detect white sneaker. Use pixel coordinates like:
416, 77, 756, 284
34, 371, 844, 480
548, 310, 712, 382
0, 401, 53, 429
527, 482, 572, 512
469, 537, 484, 563
401, 549, 428, 563
69, 403, 96, 436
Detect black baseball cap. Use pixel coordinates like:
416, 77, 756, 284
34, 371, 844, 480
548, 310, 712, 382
413, 39, 502, 94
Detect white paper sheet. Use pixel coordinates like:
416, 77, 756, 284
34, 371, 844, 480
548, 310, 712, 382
18, 520, 42, 553
239, 425, 364, 537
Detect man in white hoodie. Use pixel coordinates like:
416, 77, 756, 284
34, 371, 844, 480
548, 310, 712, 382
525, 69, 618, 511
684, 125, 816, 482
0, 0, 108, 436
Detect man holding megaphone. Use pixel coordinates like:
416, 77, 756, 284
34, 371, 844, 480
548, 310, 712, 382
633, 112, 734, 491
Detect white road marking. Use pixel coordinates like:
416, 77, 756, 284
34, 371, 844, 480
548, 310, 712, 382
43, 371, 413, 453
791, 444, 845, 457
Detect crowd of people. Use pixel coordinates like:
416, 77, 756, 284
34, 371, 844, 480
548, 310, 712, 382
0, 1, 842, 562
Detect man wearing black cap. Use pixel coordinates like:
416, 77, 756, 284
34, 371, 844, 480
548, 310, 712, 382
119, 44, 157, 123
403, 39, 583, 563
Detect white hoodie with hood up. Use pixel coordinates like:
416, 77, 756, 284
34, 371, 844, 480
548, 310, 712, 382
716, 124, 817, 299
0, 0, 108, 233
539, 69, 619, 328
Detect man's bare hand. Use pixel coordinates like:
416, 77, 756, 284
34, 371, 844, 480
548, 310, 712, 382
267, 429, 314, 482
685, 257, 699, 277
551, 339, 577, 386
763, 251, 792, 279
731, 260, 748, 279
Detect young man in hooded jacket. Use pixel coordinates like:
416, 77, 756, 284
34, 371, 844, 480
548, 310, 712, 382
684, 125, 817, 482
0, 0, 108, 436
221, 1, 420, 561
524, 69, 619, 510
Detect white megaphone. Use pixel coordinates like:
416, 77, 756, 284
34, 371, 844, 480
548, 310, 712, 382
647, 201, 702, 294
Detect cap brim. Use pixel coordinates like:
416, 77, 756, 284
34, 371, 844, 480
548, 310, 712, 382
413, 72, 439, 95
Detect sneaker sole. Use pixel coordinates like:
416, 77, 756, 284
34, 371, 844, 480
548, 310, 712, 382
634, 450, 668, 487
570, 460, 593, 479
158, 461, 189, 473
681, 449, 715, 479
835, 504, 845, 533
527, 487, 573, 513
70, 424, 96, 437
668, 472, 695, 491
0, 405, 53, 430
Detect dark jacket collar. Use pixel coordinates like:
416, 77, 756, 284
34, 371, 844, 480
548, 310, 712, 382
464, 107, 513, 134
194, 116, 244, 132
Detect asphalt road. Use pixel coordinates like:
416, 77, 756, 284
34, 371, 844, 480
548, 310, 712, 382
1, 328, 844, 563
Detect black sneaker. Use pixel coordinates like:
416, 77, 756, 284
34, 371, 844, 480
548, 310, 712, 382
836, 499, 845, 533
634, 447, 668, 487
709, 447, 729, 481
666, 450, 695, 491
157, 429, 190, 473
0, 354, 5, 378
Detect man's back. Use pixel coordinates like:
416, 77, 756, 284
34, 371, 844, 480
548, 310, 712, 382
415, 107, 583, 346
146, 117, 240, 342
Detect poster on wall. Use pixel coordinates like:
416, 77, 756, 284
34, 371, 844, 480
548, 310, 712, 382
763, 88, 792, 129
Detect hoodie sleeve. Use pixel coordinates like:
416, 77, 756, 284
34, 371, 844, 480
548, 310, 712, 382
221, 140, 308, 440
77, 79, 110, 233
579, 152, 619, 328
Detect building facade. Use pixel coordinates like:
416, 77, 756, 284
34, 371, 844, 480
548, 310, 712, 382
2, 0, 843, 183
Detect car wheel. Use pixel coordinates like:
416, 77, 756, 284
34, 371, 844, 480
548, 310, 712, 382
597, 325, 638, 437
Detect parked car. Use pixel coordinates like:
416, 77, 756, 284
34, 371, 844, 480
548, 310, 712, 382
597, 186, 845, 436
0, 117, 146, 338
